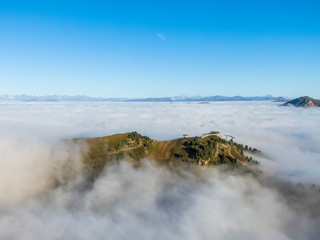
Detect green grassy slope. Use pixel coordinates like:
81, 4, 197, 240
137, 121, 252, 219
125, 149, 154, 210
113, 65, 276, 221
79, 132, 259, 172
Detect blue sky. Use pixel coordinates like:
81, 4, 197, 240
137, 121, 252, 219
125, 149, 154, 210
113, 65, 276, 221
0, 0, 319, 98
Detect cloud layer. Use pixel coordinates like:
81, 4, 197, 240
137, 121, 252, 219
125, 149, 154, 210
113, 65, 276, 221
0, 101, 319, 239
1, 101, 319, 182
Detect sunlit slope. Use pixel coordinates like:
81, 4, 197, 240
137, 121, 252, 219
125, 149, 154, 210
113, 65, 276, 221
284, 96, 320, 107
81, 132, 258, 171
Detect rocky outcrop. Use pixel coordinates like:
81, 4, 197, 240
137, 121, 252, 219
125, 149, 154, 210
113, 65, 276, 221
284, 96, 320, 108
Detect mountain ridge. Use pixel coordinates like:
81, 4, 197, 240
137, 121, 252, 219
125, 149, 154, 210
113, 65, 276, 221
283, 96, 320, 108
75, 132, 260, 174
0, 94, 287, 102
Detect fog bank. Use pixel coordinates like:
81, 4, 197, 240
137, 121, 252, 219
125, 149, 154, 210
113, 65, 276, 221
0, 158, 319, 240
1, 101, 319, 182
0, 101, 319, 239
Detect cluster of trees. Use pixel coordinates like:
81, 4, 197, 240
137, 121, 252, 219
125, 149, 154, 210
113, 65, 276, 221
183, 138, 216, 159
217, 154, 236, 165
230, 140, 261, 154
108, 132, 152, 152
127, 131, 142, 143
213, 137, 229, 144
127, 131, 152, 148
229, 140, 260, 165
174, 136, 260, 166
245, 156, 260, 165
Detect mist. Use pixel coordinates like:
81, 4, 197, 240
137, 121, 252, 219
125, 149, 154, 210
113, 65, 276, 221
0, 101, 319, 239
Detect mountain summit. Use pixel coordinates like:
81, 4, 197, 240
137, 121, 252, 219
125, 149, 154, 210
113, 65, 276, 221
284, 96, 320, 108
74, 132, 260, 174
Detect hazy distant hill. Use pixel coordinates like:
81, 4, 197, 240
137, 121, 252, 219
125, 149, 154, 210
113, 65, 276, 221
74, 132, 259, 173
0, 94, 123, 102
284, 96, 320, 108
127, 95, 286, 102
0, 94, 286, 102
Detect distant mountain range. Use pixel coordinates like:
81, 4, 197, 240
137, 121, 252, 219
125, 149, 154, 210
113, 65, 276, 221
283, 96, 320, 108
0, 94, 287, 102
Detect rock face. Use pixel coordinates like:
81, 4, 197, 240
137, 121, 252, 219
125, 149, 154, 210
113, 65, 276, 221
284, 96, 320, 108
76, 132, 259, 172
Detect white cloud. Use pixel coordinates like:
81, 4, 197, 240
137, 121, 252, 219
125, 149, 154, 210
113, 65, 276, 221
1, 101, 319, 181
156, 33, 166, 40
0, 101, 320, 239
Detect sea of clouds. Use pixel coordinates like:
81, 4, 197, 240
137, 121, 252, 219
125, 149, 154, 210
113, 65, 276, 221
0, 101, 319, 239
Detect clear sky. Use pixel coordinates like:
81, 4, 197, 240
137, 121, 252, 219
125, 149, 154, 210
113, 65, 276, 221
0, 0, 319, 98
